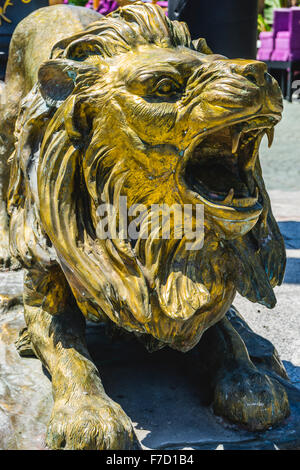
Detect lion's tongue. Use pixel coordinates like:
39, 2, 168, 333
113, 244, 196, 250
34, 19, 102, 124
156, 271, 210, 321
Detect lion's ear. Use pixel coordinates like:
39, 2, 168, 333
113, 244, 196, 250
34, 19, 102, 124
192, 38, 213, 55
39, 58, 108, 145
38, 59, 102, 107
38, 59, 79, 106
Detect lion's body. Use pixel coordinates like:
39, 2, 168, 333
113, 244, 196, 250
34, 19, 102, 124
2, 3, 290, 448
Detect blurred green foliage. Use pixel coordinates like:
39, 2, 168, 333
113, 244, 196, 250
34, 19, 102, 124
264, 0, 288, 26
258, 13, 271, 32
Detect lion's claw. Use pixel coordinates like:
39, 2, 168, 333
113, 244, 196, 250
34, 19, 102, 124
46, 396, 140, 450
213, 367, 290, 431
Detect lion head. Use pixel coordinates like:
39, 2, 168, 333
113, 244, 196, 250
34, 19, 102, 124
8, 3, 285, 352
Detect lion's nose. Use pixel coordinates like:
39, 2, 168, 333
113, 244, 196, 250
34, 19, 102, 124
230, 60, 268, 87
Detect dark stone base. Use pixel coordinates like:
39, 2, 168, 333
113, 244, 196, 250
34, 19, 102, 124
0, 300, 300, 450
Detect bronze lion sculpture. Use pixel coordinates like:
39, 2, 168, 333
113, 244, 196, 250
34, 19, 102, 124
2, 2, 290, 449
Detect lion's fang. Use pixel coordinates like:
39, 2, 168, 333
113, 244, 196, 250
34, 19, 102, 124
266, 128, 274, 148
231, 130, 242, 154
222, 188, 234, 204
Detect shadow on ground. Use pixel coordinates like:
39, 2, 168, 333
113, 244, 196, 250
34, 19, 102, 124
278, 222, 300, 249
276, 221, 300, 284
85, 323, 300, 450
283, 361, 300, 391
284, 258, 300, 284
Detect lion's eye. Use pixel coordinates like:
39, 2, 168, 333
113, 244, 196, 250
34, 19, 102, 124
154, 78, 179, 95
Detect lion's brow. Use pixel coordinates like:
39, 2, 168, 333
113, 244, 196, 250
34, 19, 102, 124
126, 65, 182, 82
125, 56, 201, 81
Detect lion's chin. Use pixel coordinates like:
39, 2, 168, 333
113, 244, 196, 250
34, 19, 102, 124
131, 283, 235, 353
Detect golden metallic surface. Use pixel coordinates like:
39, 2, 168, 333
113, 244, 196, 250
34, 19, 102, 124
2, 3, 289, 448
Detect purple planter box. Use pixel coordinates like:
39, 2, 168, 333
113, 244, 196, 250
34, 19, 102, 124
274, 7, 290, 32
257, 8, 290, 61
271, 7, 300, 61
257, 31, 274, 60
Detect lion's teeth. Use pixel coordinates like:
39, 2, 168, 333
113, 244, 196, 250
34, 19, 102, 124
223, 188, 234, 204
231, 131, 241, 154
266, 128, 274, 148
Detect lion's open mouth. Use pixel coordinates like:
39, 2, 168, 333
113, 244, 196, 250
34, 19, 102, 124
183, 117, 276, 211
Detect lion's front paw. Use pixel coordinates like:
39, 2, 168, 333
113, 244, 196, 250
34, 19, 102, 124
46, 395, 140, 450
212, 367, 290, 431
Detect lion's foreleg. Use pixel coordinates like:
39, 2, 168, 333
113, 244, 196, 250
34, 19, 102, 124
198, 316, 290, 431
23, 268, 139, 450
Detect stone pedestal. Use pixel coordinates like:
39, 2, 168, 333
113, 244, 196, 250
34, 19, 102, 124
0, 271, 299, 450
